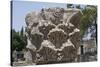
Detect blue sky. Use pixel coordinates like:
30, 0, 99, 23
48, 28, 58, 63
12, 1, 86, 32
12, 1, 67, 31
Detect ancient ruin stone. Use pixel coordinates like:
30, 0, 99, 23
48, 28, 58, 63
38, 24, 55, 39
58, 24, 75, 35
30, 34, 43, 50
70, 12, 82, 28
25, 8, 82, 64
62, 46, 77, 61
28, 49, 36, 63
48, 30, 68, 48
70, 32, 80, 49
37, 47, 57, 63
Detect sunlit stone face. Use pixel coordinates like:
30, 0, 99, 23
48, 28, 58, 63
25, 8, 82, 63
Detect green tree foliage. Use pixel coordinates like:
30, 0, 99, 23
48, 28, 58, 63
67, 4, 97, 38
80, 5, 97, 37
11, 28, 27, 51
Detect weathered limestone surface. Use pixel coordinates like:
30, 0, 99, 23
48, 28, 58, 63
25, 7, 82, 64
